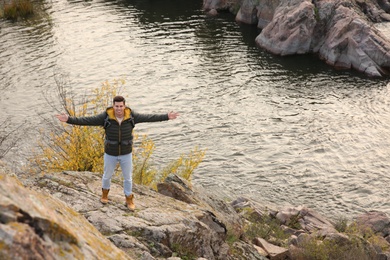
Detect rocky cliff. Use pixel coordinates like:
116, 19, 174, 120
203, 0, 390, 77
2, 169, 390, 259
0, 172, 131, 260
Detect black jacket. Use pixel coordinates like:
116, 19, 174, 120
66, 107, 169, 156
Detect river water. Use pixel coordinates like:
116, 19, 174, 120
1, 0, 390, 219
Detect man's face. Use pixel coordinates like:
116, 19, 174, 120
113, 101, 125, 118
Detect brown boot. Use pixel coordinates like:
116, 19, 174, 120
125, 194, 135, 211
100, 189, 109, 204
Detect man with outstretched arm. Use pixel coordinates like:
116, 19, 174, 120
56, 95, 179, 211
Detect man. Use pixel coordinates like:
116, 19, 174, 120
56, 95, 179, 211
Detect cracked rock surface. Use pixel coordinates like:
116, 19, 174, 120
23, 171, 243, 259
0, 173, 132, 260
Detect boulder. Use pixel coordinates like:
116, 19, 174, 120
0, 172, 131, 260
256, 0, 317, 55
254, 238, 289, 260
256, 0, 281, 29
275, 205, 338, 235
158, 174, 243, 238
236, 0, 260, 25
230, 240, 269, 259
203, 0, 232, 12
356, 210, 390, 236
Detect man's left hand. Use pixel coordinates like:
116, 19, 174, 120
168, 111, 179, 120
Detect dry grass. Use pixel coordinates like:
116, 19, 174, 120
1, 0, 34, 20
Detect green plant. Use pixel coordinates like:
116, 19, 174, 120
242, 209, 289, 247
345, 222, 373, 239
226, 230, 239, 246
314, 7, 320, 21
171, 242, 196, 260
292, 236, 329, 260
292, 234, 375, 260
333, 216, 349, 233
292, 221, 385, 260
288, 213, 302, 230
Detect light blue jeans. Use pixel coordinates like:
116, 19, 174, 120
102, 153, 133, 196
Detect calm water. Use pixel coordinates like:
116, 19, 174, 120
1, 0, 390, 219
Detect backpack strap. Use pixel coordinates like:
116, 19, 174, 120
103, 113, 111, 129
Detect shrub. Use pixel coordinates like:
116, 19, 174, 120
333, 216, 349, 233
292, 221, 385, 260
1, 0, 34, 20
132, 135, 205, 189
292, 234, 375, 260
132, 134, 158, 186
160, 146, 205, 181
241, 207, 289, 247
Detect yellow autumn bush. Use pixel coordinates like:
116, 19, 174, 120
31, 79, 205, 187
133, 134, 205, 189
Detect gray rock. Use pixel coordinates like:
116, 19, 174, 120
230, 240, 269, 259
256, 0, 317, 55
5, 165, 390, 259
158, 174, 243, 239
254, 237, 289, 260
0, 172, 131, 260
275, 205, 337, 234
316, 1, 390, 77
323, 232, 350, 245
204, 0, 390, 76
256, 0, 281, 29
236, 0, 259, 25
299, 206, 338, 234
356, 210, 390, 236
203, 0, 232, 12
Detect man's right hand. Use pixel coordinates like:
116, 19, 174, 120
55, 113, 69, 122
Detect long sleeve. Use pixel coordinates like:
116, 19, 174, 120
66, 111, 107, 126
132, 110, 169, 124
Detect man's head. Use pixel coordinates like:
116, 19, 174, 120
113, 95, 125, 105
113, 96, 126, 118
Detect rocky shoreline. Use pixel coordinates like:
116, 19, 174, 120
203, 0, 390, 77
1, 170, 390, 259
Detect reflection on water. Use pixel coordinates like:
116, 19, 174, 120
1, 0, 390, 219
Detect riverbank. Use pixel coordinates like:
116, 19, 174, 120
1, 168, 390, 259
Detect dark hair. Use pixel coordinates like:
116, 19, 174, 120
113, 96, 125, 105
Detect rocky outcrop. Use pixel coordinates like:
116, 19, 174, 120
256, 0, 317, 55
203, 0, 390, 77
0, 173, 131, 260
25, 171, 242, 259
356, 210, 390, 238
3, 169, 390, 259
314, 0, 390, 76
